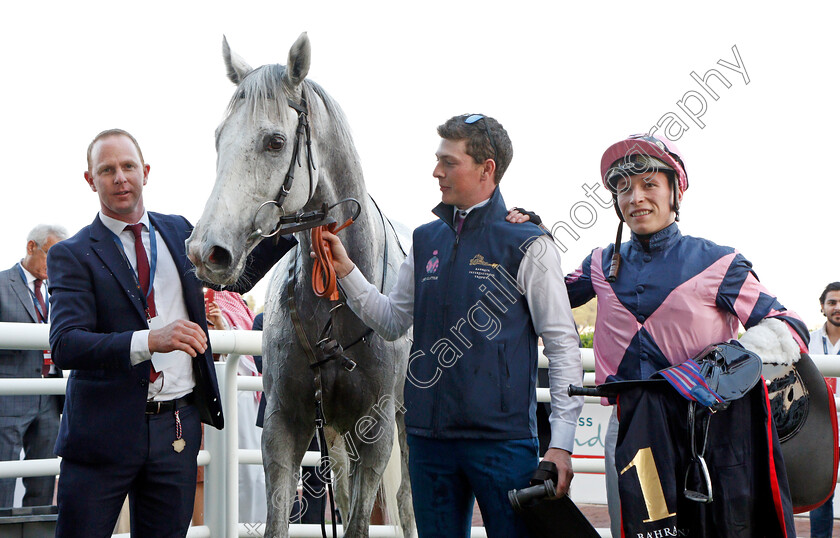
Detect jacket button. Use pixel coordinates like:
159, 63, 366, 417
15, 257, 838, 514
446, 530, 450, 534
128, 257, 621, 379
636, 315, 645, 323
635, 285, 645, 293
643, 255, 652, 262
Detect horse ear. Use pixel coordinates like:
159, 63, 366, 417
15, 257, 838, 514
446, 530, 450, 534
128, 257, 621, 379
285, 32, 311, 88
222, 35, 253, 85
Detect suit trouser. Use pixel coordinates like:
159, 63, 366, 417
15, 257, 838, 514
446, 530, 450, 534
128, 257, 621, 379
55, 403, 202, 538
0, 394, 60, 507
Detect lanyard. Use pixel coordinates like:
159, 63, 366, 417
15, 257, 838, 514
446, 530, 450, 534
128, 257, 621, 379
824, 335, 840, 356
107, 221, 158, 309
17, 264, 47, 323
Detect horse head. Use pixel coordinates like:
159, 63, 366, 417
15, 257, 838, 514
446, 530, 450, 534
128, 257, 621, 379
187, 33, 318, 285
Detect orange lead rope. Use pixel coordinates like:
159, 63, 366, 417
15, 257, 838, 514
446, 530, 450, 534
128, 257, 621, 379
311, 217, 355, 300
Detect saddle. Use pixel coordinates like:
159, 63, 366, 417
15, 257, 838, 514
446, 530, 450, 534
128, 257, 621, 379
655, 341, 763, 410
764, 353, 839, 512
570, 343, 839, 513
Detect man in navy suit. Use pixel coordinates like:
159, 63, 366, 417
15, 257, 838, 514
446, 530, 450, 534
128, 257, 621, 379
0, 224, 67, 507
48, 129, 294, 537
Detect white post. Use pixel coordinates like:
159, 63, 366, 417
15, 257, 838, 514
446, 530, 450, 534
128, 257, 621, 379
204, 362, 227, 538
225, 354, 241, 538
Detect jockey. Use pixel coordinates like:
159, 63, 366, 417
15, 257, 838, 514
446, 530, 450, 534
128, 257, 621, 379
575, 134, 808, 537
511, 133, 810, 537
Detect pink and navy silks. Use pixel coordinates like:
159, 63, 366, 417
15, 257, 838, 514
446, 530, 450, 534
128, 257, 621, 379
565, 222, 809, 387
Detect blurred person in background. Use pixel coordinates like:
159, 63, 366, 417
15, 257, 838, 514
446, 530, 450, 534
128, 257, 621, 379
0, 224, 67, 507
809, 281, 840, 537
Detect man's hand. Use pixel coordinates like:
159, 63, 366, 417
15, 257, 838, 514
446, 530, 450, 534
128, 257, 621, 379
506, 208, 531, 223
205, 301, 225, 329
312, 229, 355, 278
505, 207, 542, 226
542, 448, 574, 497
148, 319, 208, 357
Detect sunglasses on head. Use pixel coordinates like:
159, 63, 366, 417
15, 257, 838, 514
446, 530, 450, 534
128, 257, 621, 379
464, 114, 497, 161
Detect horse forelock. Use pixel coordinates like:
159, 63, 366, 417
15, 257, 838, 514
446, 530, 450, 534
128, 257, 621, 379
223, 64, 355, 151
224, 64, 289, 121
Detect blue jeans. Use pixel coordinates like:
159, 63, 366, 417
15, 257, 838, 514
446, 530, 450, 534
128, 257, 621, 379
407, 434, 537, 538
811, 491, 835, 537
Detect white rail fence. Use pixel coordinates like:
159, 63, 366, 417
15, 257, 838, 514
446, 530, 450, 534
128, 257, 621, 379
0, 322, 834, 537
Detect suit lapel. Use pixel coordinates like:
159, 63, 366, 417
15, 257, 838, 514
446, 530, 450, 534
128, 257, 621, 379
149, 213, 202, 321
89, 216, 148, 322
9, 267, 37, 322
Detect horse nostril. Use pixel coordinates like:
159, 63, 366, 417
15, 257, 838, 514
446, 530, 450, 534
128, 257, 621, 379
208, 246, 233, 268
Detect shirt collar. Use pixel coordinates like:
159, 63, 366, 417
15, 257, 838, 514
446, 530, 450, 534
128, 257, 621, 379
630, 221, 682, 252
453, 197, 492, 219
99, 211, 150, 237
17, 262, 37, 285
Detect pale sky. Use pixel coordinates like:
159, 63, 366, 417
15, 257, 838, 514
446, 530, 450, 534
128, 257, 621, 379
1, 1, 836, 328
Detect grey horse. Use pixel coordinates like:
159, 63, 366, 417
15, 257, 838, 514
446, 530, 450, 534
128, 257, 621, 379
186, 33, 415, 538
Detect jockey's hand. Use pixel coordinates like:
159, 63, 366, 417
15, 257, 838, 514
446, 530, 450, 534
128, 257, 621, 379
313, 229, 355, 278
506, 207, 541, 225
542, 447, 574, 497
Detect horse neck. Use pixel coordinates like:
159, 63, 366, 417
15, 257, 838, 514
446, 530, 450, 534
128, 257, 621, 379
298, 132, 384, 289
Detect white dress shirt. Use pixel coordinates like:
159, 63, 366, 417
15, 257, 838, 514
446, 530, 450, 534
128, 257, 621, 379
18, 263, 48, 318
810, 325, 840, 356
99, 211, 195, 401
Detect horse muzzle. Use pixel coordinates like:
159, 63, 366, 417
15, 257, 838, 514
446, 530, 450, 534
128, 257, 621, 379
186, 237, 240, 286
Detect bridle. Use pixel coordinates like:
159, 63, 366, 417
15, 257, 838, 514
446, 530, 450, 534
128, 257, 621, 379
249, 92, 338, 241
250, 89, 377, 538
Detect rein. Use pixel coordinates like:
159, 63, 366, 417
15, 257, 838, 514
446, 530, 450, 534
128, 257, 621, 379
311, 198, 362, 300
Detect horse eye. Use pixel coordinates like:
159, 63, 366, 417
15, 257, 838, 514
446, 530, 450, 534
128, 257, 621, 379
266, 134, 286, 151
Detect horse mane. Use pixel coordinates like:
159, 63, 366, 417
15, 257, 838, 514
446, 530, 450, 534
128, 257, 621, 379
225, 64, 356, 152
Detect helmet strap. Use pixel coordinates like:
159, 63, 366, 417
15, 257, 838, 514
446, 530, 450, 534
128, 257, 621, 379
607, 220, 623, 283
608, 194, 624, 282
667, 172, 680, 222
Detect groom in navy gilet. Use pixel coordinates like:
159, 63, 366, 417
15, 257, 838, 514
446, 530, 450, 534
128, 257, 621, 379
48, 129, 294, 537
318, 114, 583, 537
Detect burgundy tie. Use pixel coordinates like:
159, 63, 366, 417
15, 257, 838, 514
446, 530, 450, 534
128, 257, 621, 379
34, 280, 50, 377
126, 224, 160, 381
455, 210, 467, 234
32, 279, 47, 323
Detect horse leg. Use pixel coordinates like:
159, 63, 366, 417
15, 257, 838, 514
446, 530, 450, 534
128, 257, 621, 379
325, 427, 352, 524
342, 421, 396, 538
262, 411, 311, 538
395, 410, 417, 538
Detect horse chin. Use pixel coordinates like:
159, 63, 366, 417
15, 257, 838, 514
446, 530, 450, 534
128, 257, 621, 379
194, 263, 242, 288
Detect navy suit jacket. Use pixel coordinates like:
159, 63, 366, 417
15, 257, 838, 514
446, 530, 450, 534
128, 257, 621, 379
48, 212, 294, 464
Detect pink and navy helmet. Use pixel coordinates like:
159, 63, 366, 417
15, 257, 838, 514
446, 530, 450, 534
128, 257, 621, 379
600, 133, 688, 195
